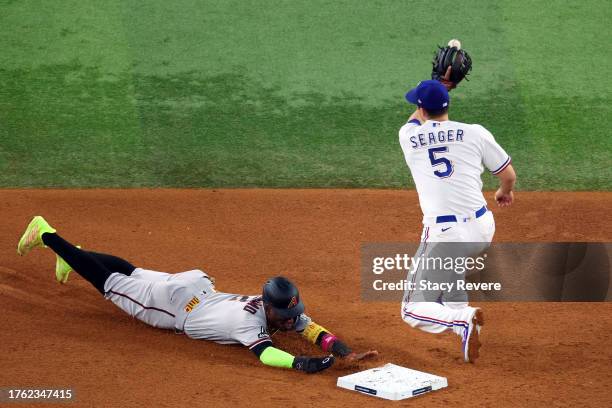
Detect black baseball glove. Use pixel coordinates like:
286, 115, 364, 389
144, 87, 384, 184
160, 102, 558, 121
431, 45, 472, 89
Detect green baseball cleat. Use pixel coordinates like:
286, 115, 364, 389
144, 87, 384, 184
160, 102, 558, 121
55, 246, 79, 284
17, 216, 56, 256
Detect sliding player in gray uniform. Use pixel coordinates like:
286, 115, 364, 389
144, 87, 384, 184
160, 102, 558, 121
17, 216, 377, 373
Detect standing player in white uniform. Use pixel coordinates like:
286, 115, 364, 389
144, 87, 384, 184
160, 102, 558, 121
17, 216, 377, 373
398, 80, 516, 363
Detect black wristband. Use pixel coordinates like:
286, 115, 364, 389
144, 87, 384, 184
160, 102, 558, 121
292, 355, 335, 374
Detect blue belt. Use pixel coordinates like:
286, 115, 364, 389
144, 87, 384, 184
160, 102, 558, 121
436, 206, 488, 224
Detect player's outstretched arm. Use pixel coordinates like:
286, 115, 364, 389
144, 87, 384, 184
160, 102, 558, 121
494, 164, 516, 207
254, 345, 334, 374
299, 321, 378, 362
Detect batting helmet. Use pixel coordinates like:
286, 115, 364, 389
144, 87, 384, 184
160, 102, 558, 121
262, 276, 305, 319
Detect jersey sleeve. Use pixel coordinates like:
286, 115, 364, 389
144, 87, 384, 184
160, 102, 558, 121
398, 120, 421, 158
477, 125, 512, 174
398, 120, 421, 140
232, 314, 272, 353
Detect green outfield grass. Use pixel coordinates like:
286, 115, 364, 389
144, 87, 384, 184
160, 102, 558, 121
1, 0, 610, 189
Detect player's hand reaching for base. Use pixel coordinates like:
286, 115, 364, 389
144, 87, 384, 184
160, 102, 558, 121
344, 350, 379, 362
325, 336, 378, 362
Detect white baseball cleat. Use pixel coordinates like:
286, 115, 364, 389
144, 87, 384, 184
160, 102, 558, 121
463, 308, 484, 363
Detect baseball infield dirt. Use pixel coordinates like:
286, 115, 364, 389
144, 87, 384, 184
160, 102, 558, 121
1, 190, 611, 407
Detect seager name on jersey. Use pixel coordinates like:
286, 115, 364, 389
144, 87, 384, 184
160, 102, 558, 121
410, 128, 464, 149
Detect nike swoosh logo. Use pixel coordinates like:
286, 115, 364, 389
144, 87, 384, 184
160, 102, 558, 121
441, 227, 452, 232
